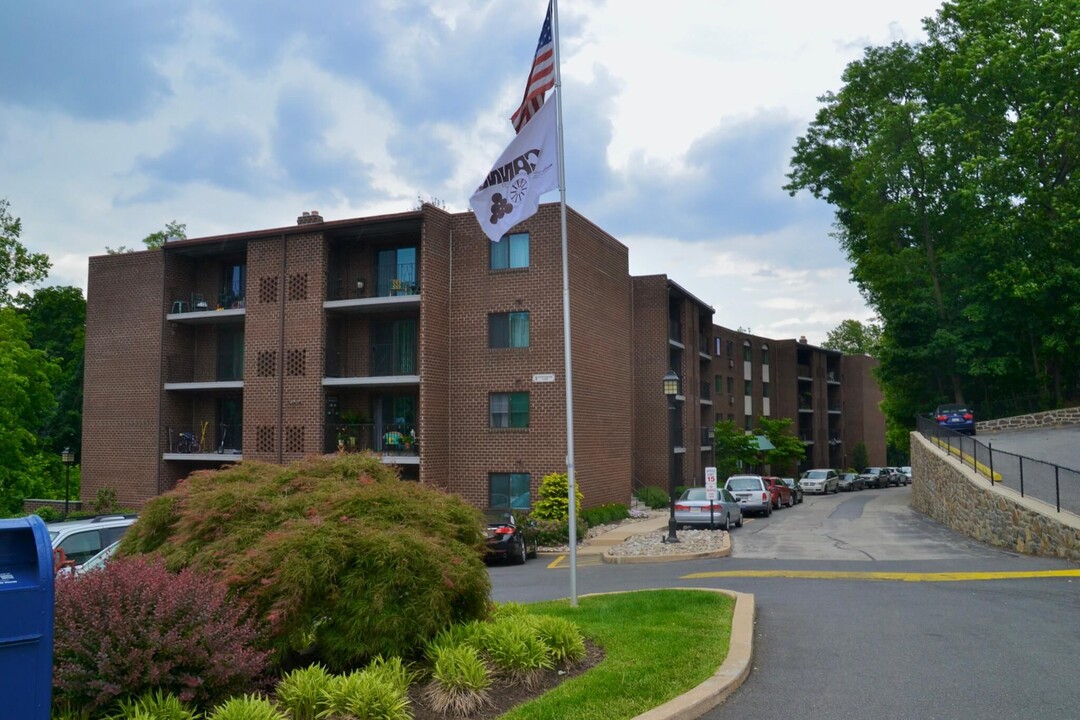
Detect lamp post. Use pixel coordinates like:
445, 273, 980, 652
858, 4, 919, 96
61, 447, 75, 519
663, 370, 680, 543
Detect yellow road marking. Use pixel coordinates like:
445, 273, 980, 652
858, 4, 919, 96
681, 569, 1080, 582
930, 437, 1003, 482
546, 554, 603, 569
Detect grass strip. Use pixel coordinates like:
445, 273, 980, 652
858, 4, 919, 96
501, 589, 734, 720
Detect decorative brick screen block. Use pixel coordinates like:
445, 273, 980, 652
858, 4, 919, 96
285, 426, 305, 454
288, 273, 309, 301
286, 349, 306, 377
259, 276, 279, 304
257, 350, 278, 377
257, 426, 276, 453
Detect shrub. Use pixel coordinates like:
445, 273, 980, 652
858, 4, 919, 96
275, 664, 332, 720
53, 555, 270, 714
423, 644, 492, 717
121, 454, 491, 671
532, 518, 587, 546
103, 690, 201, 720
579, 503, 629, 527
635, 486, 669, 509
205, 695, 286, 720
526, 615, 586, 667
321, 667, 411, 720
530, 472, 583, 521
33, 506, 58, 522
479, 619, 553, 688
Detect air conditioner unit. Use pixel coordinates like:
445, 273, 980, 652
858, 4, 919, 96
728, 359, 734, 368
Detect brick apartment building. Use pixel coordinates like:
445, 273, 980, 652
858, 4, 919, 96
81, 203, 885, 510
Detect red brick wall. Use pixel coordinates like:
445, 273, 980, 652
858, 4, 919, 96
82, 250, 165, 507
842, 354, 886, 466
631, 276, 671, 491
418, 206, 453, 491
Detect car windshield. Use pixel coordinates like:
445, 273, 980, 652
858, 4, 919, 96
484, 510, 513, 525
805, 470, 828, 479
861, 468, 882, 474
781, 479, 794, 487
727, 477, 761, 491
937, 404, 969, 413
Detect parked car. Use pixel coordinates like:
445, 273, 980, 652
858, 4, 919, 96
799, 468, 840, 494
47, 514, 137, 569
837, 472, 864, 491
900, 466, 913, 483
858, 467, 890, 489
780, 477, 803, 504
724, 475, 773, 517
886, 467, 909, 486
934, 403, 976, 435
674, 487, 744, 530
483, 509, 538, 564
763, 476, 794, 509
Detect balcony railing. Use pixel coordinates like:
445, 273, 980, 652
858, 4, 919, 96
699, 381, 712, 400
797, 364, 812, 379
326, 423, 418, 456
165, 424, 242, 455
168, 289, 246, 314
325, 345, 417, 378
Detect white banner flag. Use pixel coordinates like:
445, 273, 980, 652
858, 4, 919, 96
469, 98, 559, 243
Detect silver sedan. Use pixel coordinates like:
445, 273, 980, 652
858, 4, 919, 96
674, 487, 744, 531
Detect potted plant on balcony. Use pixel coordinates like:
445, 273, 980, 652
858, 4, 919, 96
338, 410, 368, 452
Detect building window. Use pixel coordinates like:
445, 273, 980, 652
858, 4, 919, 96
762, 345, 770, 365
490, 392, 529, 428
727, 377, 734, 394
743, 341, 752, 362
714, 374, 722, 393
727, 340, 734, 358
490, 473, 531, 509
744, 380, 752, 396
491, 232, 529, 270
489, 311, 530, 348
714, 337, 722, 356
745, 414, 753, 430
762, 382, 770, 398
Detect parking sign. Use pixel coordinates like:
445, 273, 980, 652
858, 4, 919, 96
705, 466, 717, 500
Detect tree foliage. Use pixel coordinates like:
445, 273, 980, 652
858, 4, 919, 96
712, 421, 760, 480
0, 197, 50, 299
755, 417, 806, 476
787, 0, 1080, 438
822, 319, 882, 356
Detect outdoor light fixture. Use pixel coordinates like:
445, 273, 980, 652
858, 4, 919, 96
61, 447, 75, 519
663, 371, 680, 543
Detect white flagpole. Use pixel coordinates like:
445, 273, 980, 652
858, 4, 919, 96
550, 0, 577, 607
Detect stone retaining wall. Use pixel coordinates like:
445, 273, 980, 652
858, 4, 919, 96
911, 432, 1080, 562
977, 406, 1080, 433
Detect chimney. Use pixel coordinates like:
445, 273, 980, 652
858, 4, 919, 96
297, 209, 323, 225
799, 335, 808, 344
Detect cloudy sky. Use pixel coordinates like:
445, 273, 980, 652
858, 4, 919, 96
1, 0, 945, 344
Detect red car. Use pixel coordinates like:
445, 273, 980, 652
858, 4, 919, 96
762, 476, 794, 509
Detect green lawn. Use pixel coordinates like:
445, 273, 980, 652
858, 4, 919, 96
501, 589, 735, 720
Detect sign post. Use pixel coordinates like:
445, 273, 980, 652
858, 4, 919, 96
704, 467, 717, 531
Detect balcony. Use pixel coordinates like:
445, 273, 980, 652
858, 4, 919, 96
796, 364, 812, 380
164, 354, 244, 391
326, 422, 419, 465
167, 290, 246, 325
326, 262, 420, 313
324, 341, 419, 387
699, 381, 712, 404
163, 424, 243, 462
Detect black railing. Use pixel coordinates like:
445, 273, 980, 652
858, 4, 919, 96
165, 424, 242, 454
916, 415, 1079, 515
699, 381, 711, 400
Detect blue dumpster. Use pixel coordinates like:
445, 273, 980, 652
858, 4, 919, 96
0, 515, 55, 719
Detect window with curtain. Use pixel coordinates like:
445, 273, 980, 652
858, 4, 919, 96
372, 319, 417, 375
489, 311, 530, 348
491, 232, 529, 270
490, 392, 529, 428
489, 473, 531, 509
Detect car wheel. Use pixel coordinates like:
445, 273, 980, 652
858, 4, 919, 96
723, 514, 731, 531
526, 536, 538, 559
736, 513, 743, 527
513, 536, 527, 565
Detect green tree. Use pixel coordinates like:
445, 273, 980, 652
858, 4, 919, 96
0, 198, 50, 300
786, 0, 1080, 433
15, 286, 86, 454
0, 308, 61, 514
712, 421, 760, 480
822, 319, 882, 356
143, 220, 186, 250
851, 441, 870, 472
755, 417, 806, 476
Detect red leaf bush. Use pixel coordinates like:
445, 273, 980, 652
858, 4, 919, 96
53, 555, 270, 714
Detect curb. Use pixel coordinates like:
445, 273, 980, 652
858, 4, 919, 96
602, 532, 732, 564
629, 588, 755, 720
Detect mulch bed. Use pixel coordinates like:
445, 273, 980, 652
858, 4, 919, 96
408, 640, 605, 720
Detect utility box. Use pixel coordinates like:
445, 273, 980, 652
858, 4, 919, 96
0, 515, 55, 719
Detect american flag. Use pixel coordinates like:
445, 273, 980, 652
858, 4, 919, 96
510, 1, 555, 134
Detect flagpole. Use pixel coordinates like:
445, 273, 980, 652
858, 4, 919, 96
550, 0, 577, 608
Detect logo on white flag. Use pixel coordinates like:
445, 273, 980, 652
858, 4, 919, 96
470, 99, 559, 242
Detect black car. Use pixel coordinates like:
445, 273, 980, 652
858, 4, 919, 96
780, 478, 803, 504
483, 509, 538, 564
